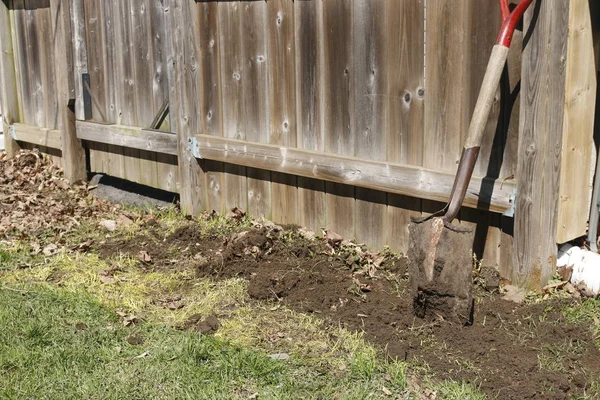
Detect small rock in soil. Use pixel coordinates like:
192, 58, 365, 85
100, 219, 118, 232
502, 285, 527, 303
268, 353, 290, 361
116, 214, 134, 227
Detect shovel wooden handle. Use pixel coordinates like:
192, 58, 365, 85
464, 45, 509, 149
444, 0, 533, 223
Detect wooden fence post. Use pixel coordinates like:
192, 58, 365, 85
514, 0, 570, 288
52, 0, 86, 182
0, 0, 21, 157
165, 0, 207, 215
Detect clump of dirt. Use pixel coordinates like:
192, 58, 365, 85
179, 314, 220, 334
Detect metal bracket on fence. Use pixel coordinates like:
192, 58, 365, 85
502, 188, 517, 218
8, 125, 16, 141
82, 73, 92, 121
187, 137, 202, 159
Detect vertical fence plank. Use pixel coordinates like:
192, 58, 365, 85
218, 2, 247, 212
152, 0, 178, 194
132, 0, 158, 188
84, 0, 108, 173
242, 2, 271, 220
24, 0, 44, 128
51, 0, 85, 182
70, 0, 87, 122
13, 2, 31, 125
295, 0, 325, 232
555, 0, 597, 244
268, 0, 297, 225
352, 0, 387, 249
423, 1, 471, 173
385, 0, 424, 253
119, 0, 141, 184
0, 0, 21, 156
9, 2, 25, 125
166, 0, 206, 214
37, 3, 57, 131
322, 0, 355, 239
196, 1, 225, 212
515, 0, 569, 288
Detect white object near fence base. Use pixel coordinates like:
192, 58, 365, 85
558, 244, 600, 295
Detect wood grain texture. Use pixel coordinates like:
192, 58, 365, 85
11, 122, 61, 149
51, 0, 86, 182
352, 0, 387, 249
294, 0, 325, 232
268, 0, 297, 225
36, 3, 57, 131
152, 0, 178, 194
384, 0, 424, 253
120, 0, 141, 184
131, 0, 158, 188
24, 0, 45, 128
166, 0, 207, 214
322, 0, 355, 239
241, 1, 271, 220
13, 1, 30, 125
82, 0, 108, 173
69, 0, 87, 121
8, 2, 25, 124
76, 121, 177, 155
218, 1, 247, 212
515, 0, 570, 288
555, 0, 597, 244
423, 0, 469, 172
0, 0, 21, 156
190, 133, 516, 214
196, 1, 224, 212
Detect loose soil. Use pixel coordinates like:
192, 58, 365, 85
98, 224, 600, 400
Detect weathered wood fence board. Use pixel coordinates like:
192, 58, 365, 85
78, 0, 177, 192
1, 0, 597, 288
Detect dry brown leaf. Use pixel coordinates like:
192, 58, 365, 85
99, 275, 116, 285
381, 386, 392, 396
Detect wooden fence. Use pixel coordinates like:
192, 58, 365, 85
0, 0, 598, 289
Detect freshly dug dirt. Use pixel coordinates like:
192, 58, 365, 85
99, 224, 600, 399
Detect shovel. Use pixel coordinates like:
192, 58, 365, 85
408, 0, 533, 325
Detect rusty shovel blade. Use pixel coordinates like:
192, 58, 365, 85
407, 216, 475, 325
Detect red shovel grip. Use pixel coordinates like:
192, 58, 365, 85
497, 0, 534, 47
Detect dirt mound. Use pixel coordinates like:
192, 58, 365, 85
93, 223, 600, 399
195, 227, 600, 400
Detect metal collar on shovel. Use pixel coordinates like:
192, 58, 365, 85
408, 0, 533, 325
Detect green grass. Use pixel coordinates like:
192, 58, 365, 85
435, 381, 486, 400
0, 283, 410, 399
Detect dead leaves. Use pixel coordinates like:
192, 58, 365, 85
116, 311, 141, 327
0, 150, 115, 247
